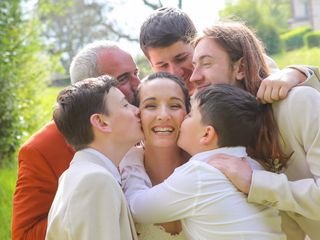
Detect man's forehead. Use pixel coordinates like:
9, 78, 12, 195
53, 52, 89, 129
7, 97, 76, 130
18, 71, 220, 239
98, 49, 136, 76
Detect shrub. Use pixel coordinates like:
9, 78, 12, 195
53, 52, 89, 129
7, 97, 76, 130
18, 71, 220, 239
280, 26, 312, 51
304, 31, 320, 48
0, 0, 52, 165
257, 22, 282, 55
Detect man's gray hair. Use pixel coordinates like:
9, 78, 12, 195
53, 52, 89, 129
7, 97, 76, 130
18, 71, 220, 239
69, 40, 119, 83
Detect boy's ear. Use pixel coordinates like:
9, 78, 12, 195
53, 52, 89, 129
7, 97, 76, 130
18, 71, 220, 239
90, 114, 112, 133
200, 126, 217, 145
234, 57, 245, 81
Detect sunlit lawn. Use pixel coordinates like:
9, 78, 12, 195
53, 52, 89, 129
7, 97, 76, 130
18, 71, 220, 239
272, 47, 320, 68
0, 166, 17, 240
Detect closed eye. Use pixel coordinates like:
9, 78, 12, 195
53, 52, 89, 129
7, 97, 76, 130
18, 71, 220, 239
117, 73, 130, 84
170, 104, 182, 110
175, 55, 188, 64
143, 104, 156, 109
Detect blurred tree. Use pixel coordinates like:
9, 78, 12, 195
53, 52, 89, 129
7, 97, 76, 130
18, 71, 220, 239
220, 0, 290, 54
142, 0, 183, 9
259, 0, 291, 33
136, 55, 152, 79
38, 0, 138, 75
0, 0, 53, 165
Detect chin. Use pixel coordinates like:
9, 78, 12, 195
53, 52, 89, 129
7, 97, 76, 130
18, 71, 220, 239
153, 140, 178, 148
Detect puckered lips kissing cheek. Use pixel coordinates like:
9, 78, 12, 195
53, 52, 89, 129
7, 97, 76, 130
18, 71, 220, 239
137, 118, 143, 131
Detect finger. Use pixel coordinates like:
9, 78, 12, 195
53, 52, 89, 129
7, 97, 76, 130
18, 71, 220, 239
206, 154, 243, 166
270, 86, 281, 101
278, 86, 290, 99
256, 82, 266, 102
207, 161, 227, 173
262, 85, 273, 103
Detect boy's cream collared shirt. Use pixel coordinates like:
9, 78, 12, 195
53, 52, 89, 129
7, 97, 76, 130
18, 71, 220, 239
120, 146, 285, 240
46, 148, 138, 240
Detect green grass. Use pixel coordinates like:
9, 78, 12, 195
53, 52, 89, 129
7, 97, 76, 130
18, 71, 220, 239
0, 86, 62, 240
0, 165, 18, 240
272, 47, 320, 68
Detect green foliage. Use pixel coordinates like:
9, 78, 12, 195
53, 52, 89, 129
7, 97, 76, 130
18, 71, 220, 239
37, 87, 63, 127
257, 22, 282, 55
135, 55, 153, 79
304, 31, 320, 48
280, 26, 312, 51
219, 0, 289, 55
0, 0, 53, 165
39, 0, 132, 74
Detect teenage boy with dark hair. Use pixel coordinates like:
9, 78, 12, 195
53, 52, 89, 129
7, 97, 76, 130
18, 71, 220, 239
139, 7, 196, 93
121, 84, 285, 239
46, 75, 143, 240
139, 7, 319, 98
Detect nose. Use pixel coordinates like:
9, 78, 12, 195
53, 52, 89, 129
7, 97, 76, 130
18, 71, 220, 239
157, 105, 170, 121
130, 75, 140, 92
190, 66, 202, 83
168, 64, 184, 79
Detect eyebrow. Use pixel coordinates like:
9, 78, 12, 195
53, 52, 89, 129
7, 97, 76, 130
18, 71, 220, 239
116, 72, 129, 79
192, 55, 214, 64
153, 61, 166, 66
142, 97, 185, 104
154, 53, 188, 66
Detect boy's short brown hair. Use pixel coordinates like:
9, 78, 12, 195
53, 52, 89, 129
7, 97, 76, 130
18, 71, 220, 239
53, 75, 117, 150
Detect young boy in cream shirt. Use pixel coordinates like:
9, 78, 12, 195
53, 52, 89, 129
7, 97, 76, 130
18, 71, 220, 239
46, 76, 143, 240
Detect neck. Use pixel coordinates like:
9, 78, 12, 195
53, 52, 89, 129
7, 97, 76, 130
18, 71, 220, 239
88, 140, 131, 167
143, 143, 188, 185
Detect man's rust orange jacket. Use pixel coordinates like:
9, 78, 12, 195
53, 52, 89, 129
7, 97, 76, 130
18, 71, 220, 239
12, 121, 75, 240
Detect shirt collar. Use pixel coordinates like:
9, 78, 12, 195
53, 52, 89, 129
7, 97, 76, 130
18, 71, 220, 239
190, 146, 248, 162
81, 148, 122, 184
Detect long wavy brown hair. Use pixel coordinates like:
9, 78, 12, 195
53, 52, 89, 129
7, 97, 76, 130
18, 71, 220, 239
193, 22, 289, 171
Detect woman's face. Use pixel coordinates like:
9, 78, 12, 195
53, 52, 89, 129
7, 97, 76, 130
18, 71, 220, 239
139, 78, 187, 148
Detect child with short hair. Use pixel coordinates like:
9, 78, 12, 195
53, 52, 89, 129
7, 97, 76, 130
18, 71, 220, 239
121, 84, 285, 240
46, 75, 143, 240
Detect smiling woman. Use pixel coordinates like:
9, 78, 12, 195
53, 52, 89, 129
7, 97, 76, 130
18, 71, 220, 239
121, 72, 190, 240
139, 75, 189, 148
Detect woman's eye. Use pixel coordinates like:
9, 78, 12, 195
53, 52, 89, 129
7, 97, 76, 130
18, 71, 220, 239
170, 104, 182, 109
144, 104, 156, 109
